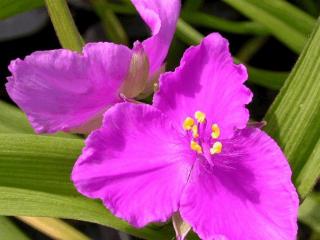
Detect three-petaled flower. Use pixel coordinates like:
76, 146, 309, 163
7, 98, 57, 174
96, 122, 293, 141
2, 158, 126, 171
72, 33, 299, 240
6, 0, 180, 134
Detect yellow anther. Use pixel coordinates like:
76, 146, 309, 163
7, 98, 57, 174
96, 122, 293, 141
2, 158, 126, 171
210, 141, 222, 155
194, 111, 206, 123
183, 117, 195, 130
190, 140, 203, 154
192, 125, 199, 138
211, 123, 221, 139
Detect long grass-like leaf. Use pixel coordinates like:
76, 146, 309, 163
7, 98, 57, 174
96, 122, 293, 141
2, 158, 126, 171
0, 134, 174, 239
264, 18, 320, 199
181, 12, 268, 35
224, 0, 315, 53
0, 0, 44, 19
299, 193, 320, 234
0, 216, 30, 240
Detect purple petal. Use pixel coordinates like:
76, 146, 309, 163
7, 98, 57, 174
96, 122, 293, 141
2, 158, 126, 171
180, 128, 298, 240
6, 42, 132, 133
72, 103, 194, 227
153, 33, 252, 139
131, 0, 180, 74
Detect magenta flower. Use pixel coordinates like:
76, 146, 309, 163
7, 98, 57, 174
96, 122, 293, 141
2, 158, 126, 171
6, 0, 180, 134
72, 34, 298, 239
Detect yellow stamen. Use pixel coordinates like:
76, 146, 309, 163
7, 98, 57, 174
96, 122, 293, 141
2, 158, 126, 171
210, 141, 222, 155
192, 125, 199, 138
211, 123, 220, 139
194, 111, 206, 123
190, 140, 202, 154
183, 117, 195, 130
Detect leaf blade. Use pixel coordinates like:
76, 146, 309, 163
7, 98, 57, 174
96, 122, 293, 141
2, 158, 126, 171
0, 134, 173, 239
264, 18, 320, 199
223, 0, 313, 53
0, 216, 30, 240
0, 0, 44, 20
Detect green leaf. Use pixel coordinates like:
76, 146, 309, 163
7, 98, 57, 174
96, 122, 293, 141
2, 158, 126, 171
0, 0, 44, 20
0, 101, 78, 139
182, 0, 204, 12
264, 18, 320, 199
299, 192, 320, 234
17, 217, 90, 240
246, 66, 287, 90
0, 216, 30, 240
0, 101, 34, 134
223, 0, 316, 53
176, 19, 203, 45
241, 0, 315, 35
44, 0, 84, 52
236, 36, 268, 63
181, 12, 269, 35
0, 134, 173, 239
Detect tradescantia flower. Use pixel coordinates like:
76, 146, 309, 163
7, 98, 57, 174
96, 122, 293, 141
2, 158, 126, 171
72, 33, 299, 239
6, 0, 180, 134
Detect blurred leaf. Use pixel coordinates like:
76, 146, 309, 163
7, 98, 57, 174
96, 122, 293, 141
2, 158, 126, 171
244, 0, 315, 35
224, 0, 316, 53
103, 2, 136, 15
0, 134, 173, 239
0, 0, 44, 20
236, 36, 268, 63
0, 101, 78, 138
91, 0, 128, 44
0, 216, 30, 240
0, 101, 34, 134
264, 18, 320, 199
176, 19, 287, 90
247, 66, 287, 90
0, 9, 47, 42
299, 193, 320, 234
17, 217, 90, 240
176, 19, 203, 45
298, 0, 320, 17
182, 0, 204, 12
181, 12, 269, 35
44, 0, 84, 52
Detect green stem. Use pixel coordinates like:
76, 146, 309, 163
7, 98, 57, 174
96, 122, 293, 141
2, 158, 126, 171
44, 0, 84, 52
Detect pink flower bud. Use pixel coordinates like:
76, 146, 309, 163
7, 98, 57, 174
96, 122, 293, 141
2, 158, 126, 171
120, 42, 150, 98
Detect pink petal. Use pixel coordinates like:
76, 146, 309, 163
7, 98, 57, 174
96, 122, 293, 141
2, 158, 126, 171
131, 0, 180, 74
6, 43, 132, 133
72, 103, 194, 227
153, 33, 252, 139
180, 128, 298, 240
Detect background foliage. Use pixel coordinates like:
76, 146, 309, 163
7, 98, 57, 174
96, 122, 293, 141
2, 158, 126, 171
0, 0, 319, 239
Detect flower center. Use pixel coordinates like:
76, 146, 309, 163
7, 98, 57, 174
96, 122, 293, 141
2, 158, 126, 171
183, 111, 222, 155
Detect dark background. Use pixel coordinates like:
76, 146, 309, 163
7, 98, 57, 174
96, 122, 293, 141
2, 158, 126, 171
0, 0, 318, 239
